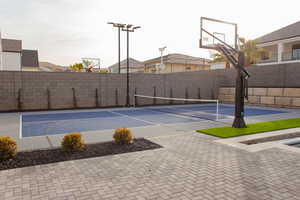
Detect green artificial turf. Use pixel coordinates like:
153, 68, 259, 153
197, 118, 300, 138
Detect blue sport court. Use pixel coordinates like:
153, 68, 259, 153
21, 104, 290, 137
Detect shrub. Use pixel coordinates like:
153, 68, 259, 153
61, 133, 85, 152
0, 136, 17, 160
113, 128, 133, 144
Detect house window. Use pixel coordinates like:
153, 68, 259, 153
185, 66, 191, 71
292, 44, 300, 60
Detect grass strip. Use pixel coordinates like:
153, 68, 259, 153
197, 118, 300, 138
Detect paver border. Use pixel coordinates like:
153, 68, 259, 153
213, 127, 300, 153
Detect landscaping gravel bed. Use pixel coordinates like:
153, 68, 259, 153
0, 138, 162, 171
241, 132, 300, 145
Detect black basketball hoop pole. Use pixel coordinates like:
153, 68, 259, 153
232, 52, 247, 128
218, 45, 249, 128
200, 18, 250, 128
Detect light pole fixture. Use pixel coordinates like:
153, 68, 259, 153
107, 22, 126, 74
158, 46, 167, 73
122, 24, 141, 107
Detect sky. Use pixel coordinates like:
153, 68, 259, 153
1, 0, 300, 67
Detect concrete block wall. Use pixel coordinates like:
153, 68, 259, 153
219, 87, 300, 108
0, 71, 218, 112
1, 62, 300, 112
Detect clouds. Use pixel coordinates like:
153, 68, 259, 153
1, 0, 300, 67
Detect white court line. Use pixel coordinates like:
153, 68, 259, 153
150, 107, 222, 121
133, 107, 202, 121
108, 111, 157, 125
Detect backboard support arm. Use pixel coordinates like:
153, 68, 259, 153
201, 24, 250, 128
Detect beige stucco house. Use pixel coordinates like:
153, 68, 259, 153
256, 20, 300, 65
143, 53, 210, 73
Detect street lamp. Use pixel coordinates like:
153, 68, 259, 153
158, 46, 167, 73
122, 24, 141, 107
107, 22, 126, 73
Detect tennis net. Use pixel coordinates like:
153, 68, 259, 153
133, 94, 219, 121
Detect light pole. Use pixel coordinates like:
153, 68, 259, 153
158, 46, 167, 73
107, 22, 126, 73
122, 24, 141, 107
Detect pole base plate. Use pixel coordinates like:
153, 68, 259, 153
232, 117, 246, 128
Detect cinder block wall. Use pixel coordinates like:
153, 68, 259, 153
219, 87, 300, 108
0, 71, 219, 111
1, 62, 300, 112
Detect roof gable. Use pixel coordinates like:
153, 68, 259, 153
143, 53, 210, 65
108, 58, 144, 69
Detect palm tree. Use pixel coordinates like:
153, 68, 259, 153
211, 52, 230, 68
211, 38, 265, 67
69, 63, 83, 72
239, 38, 265, 66
211, 52, 226, 62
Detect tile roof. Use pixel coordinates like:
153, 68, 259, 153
256, 20, 300, 44
143, 53, 210, 65
108, 58, 144, 69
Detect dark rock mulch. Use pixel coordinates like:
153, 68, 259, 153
241, 132, 300, 145
0, 138, 162, 171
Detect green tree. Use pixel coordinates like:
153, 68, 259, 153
82, 60, 92, 68
239, 38, 265, 66
211, 52, 230, 68
69, 63, 83, 72
99, 68, 109, 73
211, 38, 265, 66
211, 52, 227, 63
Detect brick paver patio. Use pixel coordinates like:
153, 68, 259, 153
0, 133, 300, 200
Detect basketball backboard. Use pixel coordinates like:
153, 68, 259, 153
200, 17, 238, 50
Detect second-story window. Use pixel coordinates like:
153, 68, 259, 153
292, 44, 300, 60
